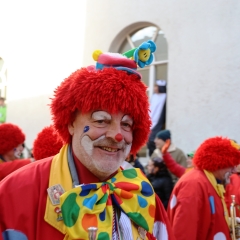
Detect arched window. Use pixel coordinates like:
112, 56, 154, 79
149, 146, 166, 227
118, 26, 168, 99
0, 57, 7, 98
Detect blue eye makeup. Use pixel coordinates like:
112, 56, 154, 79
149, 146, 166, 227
83, 126, 90, 133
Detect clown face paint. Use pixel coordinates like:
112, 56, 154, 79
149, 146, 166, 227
68, 110, 133, 180
4, 143, 24, 161
213, 166, 237, 183
14, 144, 24, 159
83, 126, 89, 133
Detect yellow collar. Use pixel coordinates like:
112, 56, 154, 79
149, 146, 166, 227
44, 145, 72, 234
204, 170, 230, 227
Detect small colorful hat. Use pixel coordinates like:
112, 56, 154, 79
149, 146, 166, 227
92, 40, 156, 78
50, 41, 157, 155
187, 152, 195, 158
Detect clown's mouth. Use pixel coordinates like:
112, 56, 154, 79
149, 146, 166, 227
99, 147, 119, 152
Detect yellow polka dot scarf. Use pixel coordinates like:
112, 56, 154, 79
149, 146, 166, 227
60, 168, 156, 240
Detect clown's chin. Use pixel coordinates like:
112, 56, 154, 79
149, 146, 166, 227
92, 151, 124, 173
14, 152, 21, 159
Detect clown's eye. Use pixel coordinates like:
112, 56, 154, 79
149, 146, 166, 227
121, 122, 132, 132
96, 120, 104, 124
93, 119, 110, 128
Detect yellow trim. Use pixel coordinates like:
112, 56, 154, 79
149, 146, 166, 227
44, 145, 72, 234
204, 170, 230, 227
44, 145, 152, 239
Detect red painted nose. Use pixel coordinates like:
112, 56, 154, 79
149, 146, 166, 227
115, 133, 123, 142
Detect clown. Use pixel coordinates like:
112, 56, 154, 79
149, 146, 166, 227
167, 137, 240, 240
0, 44, 174, 240
0, 123, 33, 181
0, 123, 25, 162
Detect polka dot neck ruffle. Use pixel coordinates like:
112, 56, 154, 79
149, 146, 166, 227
60, 168, 156, 239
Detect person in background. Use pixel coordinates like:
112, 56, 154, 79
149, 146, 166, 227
147, 157, 173, 209
168, 136, 240, 240
0, 123, 32, 181
0, 124, 64, 181
0, 97, 6, 124
0, 42, 175, 239
225, 164, 240, 218
126, 153, 146, 174
151, 129, 187, 185
32, 125, 63, 160
147, 81, 167, 156
160, 139, 194, 178
186, 151, 194, 168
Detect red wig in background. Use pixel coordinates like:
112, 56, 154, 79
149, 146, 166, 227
0, 123, 25, 154
193, 136, 240, 171
33, 125, 63, 160
50, 67, 151, 155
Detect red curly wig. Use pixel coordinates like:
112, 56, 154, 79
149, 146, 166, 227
0, 123, 25, 154
193, 136, 240, 171
50, 67, 151, 155
33, 125, 63, 160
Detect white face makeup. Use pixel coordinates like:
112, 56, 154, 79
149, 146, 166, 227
213, 166, 236, 183
223, 166, 237, 184
69, 110, 133, 180
224, 171, 231, 185
14, 144, 24, 159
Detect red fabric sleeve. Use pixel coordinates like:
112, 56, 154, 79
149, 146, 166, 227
163, 152, 185, 178
0, 158, 64, 240
225, 174, 240, 217
0, 159, 32, 181
147, 194, 175, 240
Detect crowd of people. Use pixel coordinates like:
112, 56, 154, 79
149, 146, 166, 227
145, 129, 240, 239
0, 40, 240, 240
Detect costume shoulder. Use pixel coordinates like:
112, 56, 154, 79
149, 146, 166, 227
0, 159, 32, 181
167, 169, 210, 239
0, 157, 52, 184
0, 157, 53, 239
170, 169, 208, 196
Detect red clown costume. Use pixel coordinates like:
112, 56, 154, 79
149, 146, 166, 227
0, 123, 32, 181
225, 170, 240, 218
0, 42, 175, 240
167, 137, 240, 240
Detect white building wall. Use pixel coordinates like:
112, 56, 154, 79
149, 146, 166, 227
1, 0, 240, 154
82, 0, 240, 153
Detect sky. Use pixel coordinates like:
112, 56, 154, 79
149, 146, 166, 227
0, 0, 87, 100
